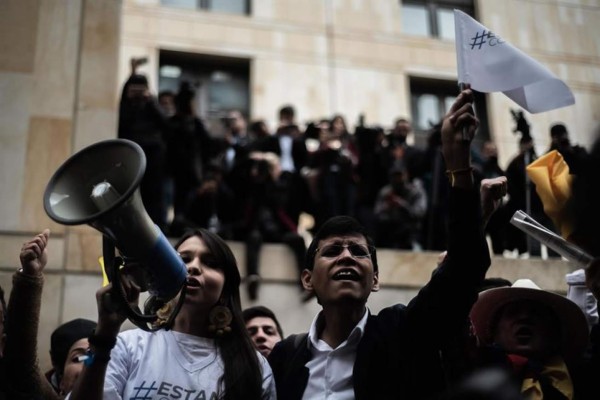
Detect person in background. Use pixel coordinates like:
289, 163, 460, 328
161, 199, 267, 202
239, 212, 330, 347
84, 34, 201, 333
157, 90, 176, 118
166, 81, 213, 235
547, 123, 587, 174
470, 278, 593, 399
118, 57, 169, 230
242, 306, 283, 358
46, 319, 97, 397
3, 230, 96, 399
238, 152, 307, 301
373, 162, 427, 250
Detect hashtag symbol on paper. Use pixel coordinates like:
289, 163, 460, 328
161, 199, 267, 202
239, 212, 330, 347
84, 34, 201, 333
130, 380, 158, 400
469, 30, 488, 50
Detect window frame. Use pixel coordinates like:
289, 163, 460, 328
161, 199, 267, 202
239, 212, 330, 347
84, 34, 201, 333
400, 0, 475, 39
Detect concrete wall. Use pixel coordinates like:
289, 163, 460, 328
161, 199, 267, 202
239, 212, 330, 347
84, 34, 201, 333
0, 0, 122, 372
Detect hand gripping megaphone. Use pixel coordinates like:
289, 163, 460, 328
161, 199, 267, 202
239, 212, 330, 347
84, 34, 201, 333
43, 139, 187, 330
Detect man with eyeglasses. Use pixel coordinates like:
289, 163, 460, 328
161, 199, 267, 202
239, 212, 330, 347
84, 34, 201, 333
268, 88, 491, 400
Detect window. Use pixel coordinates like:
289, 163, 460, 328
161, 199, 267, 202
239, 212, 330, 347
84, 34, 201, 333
159, 50, 250, 135
161, 0, 250, 15
409, 77, 489, 147
400, 0, 474, 40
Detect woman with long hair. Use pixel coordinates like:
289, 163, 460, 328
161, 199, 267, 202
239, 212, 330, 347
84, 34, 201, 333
67, 228, 274, 400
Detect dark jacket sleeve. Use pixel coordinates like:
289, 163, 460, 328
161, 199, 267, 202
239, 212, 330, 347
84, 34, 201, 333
4, 272, 60, 400
405, 186, 491, 344
268, 334, 310, 400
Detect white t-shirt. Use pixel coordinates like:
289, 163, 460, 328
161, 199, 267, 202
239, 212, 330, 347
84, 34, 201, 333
77, 329, 276, 400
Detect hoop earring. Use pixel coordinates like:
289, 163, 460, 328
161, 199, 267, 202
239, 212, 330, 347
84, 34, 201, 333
208, 302, 233, 336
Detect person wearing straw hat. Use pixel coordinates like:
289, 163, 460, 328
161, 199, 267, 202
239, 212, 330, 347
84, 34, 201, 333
469, 278, 592, 399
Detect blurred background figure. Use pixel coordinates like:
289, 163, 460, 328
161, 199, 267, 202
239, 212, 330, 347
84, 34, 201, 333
547, 122, 587, 174
166, 81, 213, 235
306, 116, 358, 232
157, 90, 176, 118
184, 162, 236, 239
254, 105, 309, 227
118, 57, 170, 230
503, 111, 557, 257
384, 118, 425, 183
242, 306, 283, 358
237, 152, 307, 301
373, 162, 427, 250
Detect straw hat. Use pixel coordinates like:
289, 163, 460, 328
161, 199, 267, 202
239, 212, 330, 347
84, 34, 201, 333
470, 279, 589, 361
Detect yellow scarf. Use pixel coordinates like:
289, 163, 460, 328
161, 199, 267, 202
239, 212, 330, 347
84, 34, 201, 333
521, 356, 573, 400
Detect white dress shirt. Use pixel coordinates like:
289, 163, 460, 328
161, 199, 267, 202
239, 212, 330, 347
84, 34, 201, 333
278, 135, 295, 172
301, 309, 369, 400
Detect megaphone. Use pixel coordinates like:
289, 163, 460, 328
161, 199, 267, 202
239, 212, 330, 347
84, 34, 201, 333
43, 139, 187, 329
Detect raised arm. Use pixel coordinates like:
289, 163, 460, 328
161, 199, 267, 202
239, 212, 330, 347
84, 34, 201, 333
67, 267, 140, 400
4, 229, 60, 399
407, 88, 491, 339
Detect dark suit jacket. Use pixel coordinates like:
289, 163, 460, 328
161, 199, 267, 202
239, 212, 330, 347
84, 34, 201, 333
255, 134, 308, 172
268, 187, 491, 400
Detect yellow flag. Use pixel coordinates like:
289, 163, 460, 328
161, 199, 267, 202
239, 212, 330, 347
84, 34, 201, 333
526, 150, 573, 238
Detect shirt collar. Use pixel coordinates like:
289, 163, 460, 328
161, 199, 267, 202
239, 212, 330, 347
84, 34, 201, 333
307, 307, 369, 350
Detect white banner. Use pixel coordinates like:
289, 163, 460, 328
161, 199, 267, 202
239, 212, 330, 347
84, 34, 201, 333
454, 9, 575, 113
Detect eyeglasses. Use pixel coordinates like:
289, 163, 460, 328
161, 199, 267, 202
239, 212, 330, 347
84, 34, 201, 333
315, 243, 374, 259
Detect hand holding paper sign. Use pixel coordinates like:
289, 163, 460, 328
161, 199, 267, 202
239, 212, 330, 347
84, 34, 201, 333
510, 210, 592, 268
454, 10, 575, 113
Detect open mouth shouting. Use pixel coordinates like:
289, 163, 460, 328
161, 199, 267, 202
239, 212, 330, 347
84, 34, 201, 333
186, 277, 202, 290
332, 268, 361, 282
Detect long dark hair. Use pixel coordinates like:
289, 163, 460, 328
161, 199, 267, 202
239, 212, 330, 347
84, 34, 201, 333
174, 229, 264, 400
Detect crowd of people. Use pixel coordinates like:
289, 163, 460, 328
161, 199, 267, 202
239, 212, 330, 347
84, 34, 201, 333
117, 58, 590, 300
1, 64, 599, 399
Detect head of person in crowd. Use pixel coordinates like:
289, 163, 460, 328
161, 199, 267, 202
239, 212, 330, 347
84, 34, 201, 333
49, 318, 97, 395
158, 90, 176, 117
278, 105, 296, 126
174, 81, 196, 116
242, 306, 284, 357
389, 162, 408, 194
0, 285, 5, 359
470, 279, 588, 364
549, 123, 571, 151
249, 120, 271, 140
330, 114, 349, 138
482, 141, 499, 162
124, 73, 150, 107
303, 215, 379, 306
390, 118, 412, 145
226, 110, 247, 137
157, 228, 264, 399
519, 135, 535, 155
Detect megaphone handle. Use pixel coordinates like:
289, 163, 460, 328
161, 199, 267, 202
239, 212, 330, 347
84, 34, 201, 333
110, 257, 157, 324
102, 235, 117, 283
109, 256, 188, 331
